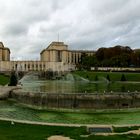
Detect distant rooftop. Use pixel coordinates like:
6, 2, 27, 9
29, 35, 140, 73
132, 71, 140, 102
50, 41, 65, 45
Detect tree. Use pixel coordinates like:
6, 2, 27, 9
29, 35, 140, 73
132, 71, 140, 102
79, 54, 98, 70
95, 75, 98, 81
106, 74, 110, 81
95, 45, 134, 67
121, 74, 126, 81
131, 50, 140, 67
9, 71, 18, 86
96, 48, 106, 61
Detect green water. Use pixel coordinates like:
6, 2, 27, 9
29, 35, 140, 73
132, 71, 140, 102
0, 100, 140, 124
0, 100, 41, 121
19, 73, 140, 93
21, 79, 140, 93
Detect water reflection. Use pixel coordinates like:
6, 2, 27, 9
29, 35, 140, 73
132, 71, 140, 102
20, 74, 140, 93
21, 80, 140, 93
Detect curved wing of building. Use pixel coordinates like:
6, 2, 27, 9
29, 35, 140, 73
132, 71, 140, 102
0, 41, 95, 72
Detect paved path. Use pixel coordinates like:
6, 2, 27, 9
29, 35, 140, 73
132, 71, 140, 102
47, 136, 72, 140
95, 129, 140, 136
0, 117, 140, 128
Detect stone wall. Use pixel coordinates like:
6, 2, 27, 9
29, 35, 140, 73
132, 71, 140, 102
11, 90, 140, 109
0, 86, 21, 100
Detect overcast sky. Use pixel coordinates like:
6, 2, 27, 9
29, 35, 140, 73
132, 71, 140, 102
0, 0, 140, 60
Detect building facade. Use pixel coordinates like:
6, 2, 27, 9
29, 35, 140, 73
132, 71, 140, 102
0, 41, 95, 72
40, 41, 95, 64
0, 42, 10, 61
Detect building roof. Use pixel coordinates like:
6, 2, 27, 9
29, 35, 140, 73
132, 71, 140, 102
0, 42, 4, 48
0, 42, 10, 53
47, 41, 68, 50
40, 41, 68, 54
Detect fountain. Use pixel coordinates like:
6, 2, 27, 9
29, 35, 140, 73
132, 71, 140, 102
7, 71, 140, 109
98, 76, 110, 84
1, 72, 140, 128
19, 72, 140, 94
65, 73, 75, 81
64, 73, 89, 82
20, 72, 39, 82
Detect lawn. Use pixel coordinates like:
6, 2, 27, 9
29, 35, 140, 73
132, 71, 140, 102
113, 126, 140, 133
38, 109, 140, 125
0, 120, 140, 140
0, 74, 10, 85
73, 71, 140, 81
0, 120, 87, 140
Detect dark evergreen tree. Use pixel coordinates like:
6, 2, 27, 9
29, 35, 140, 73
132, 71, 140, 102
9, 71, 18, 86
121, 74, 126, 81
106, 74, 110, 81
95, 75, 98, 81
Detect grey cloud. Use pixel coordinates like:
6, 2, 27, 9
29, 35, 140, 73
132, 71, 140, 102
0, 0, 140, 60
2, 23, 28, 36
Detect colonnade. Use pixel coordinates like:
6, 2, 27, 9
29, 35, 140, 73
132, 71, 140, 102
0, 61, 75, 72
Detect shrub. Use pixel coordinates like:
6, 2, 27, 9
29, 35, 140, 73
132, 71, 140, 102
8, 71, 18, 86
106, 74, 110, 81
95, 75, 98, 81
121, 74, 126, 81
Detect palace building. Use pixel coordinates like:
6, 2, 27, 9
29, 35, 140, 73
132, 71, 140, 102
41, 41, 95, 64
0, 41, 95, 72
0, 42, 10, 61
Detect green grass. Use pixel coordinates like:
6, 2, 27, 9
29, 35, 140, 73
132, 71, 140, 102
0, 120, 87, 140
38, 109, 140, 124
0, 120, 140, 140
113, 126, 140, 133
0, 74, 10, 85
73, 71, 140, 81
